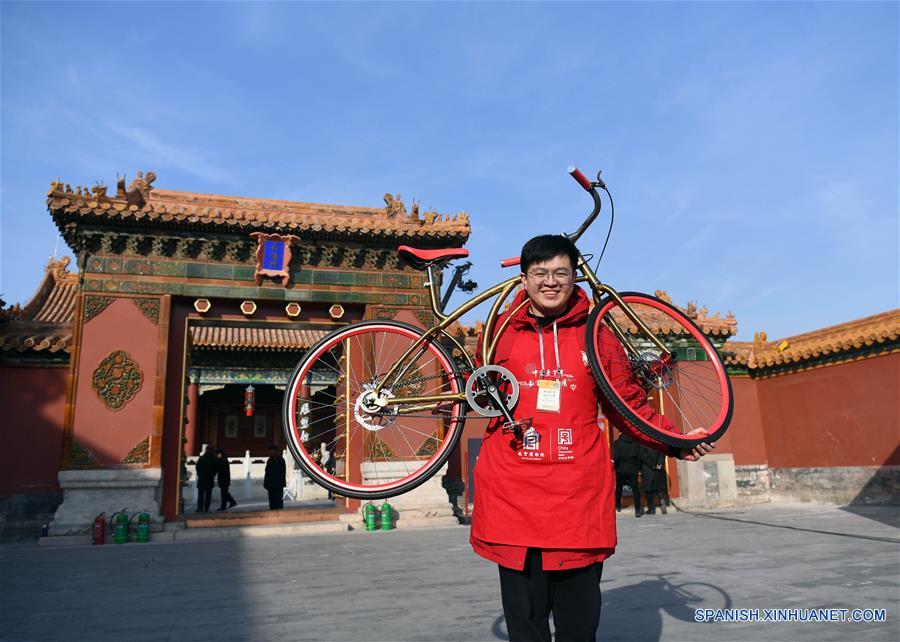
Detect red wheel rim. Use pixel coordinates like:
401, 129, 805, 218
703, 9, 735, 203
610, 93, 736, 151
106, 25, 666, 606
285, 323, 463, 495
593, 295, 731, 440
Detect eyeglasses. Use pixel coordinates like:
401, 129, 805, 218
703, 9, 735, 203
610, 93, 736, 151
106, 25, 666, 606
526, 269, 574, 284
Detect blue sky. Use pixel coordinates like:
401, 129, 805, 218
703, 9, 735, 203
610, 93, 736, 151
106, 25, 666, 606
2, 1, 897, 341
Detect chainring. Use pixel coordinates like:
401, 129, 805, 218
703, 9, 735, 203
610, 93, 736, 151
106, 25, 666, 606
465, 365, 520, 417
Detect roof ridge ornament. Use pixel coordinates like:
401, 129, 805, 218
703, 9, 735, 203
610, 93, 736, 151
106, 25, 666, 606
383, 193, 407, 218
114, 170, 156, 208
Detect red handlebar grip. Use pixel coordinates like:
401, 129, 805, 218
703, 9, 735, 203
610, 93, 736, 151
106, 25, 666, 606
500, 257, 521, 268
568, 165, 592, 191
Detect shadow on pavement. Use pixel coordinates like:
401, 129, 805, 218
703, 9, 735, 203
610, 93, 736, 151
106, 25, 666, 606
674, 505, 900, 544
839, 505, 900, 529
484, 576, 732, 642
597, 576, 733, 642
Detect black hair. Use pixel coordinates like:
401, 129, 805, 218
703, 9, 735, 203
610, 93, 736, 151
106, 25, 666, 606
520, 234, 579, 274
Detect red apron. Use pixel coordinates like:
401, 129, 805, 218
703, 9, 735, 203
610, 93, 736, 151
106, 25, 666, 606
470, 289, 619, 558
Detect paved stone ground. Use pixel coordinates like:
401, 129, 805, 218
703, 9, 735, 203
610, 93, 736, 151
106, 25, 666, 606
1, 502, 897, 642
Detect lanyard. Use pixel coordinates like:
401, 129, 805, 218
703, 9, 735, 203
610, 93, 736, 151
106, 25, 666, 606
537, 320, 561, 376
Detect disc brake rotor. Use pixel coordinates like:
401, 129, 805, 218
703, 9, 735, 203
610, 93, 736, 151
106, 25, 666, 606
354, 385, 397, 432
465, 365, 520, 417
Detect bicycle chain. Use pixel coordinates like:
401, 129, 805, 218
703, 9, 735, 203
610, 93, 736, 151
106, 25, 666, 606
381, 363, 475, 391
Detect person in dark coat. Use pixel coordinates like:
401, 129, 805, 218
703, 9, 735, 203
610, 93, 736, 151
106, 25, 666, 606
613, 432, 643, 517
215, 449, 237, 511
195, 447, 217, 512
264, 445, 287, 510
640, 445, 669, 515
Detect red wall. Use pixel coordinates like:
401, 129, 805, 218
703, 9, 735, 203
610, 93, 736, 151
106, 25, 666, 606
0, 365, 67, 495
71, 298, 160, 464
716, 375, 768, 465
759, 353, 900, 468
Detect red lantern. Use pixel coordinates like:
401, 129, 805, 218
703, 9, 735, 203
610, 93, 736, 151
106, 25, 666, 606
244, 385, 255, 417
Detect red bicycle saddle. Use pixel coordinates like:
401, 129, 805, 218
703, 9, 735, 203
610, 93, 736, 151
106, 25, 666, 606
397, 245, 469, 265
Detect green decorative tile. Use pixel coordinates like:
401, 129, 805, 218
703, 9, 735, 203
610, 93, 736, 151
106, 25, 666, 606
383, 273, 411, 288
233, 266, 255, 280
313, 271, 340, 285
206, 264, 233, 279
87, 257, 105, 272
353, 272, 380, 286
158, 261, 187, 277
308, 290, 337, 303
186, 264, 207, 278
380, 293, 409, 305
122, 259, 157, 275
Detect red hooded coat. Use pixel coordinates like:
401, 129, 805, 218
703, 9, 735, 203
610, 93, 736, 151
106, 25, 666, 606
470, 287, 672, 571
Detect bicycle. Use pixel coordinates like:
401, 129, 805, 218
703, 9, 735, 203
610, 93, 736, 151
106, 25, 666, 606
282, 167, 734, 499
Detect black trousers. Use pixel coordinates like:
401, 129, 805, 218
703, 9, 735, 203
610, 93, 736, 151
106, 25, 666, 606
218, 486, 236, 509
197, 487, 212, 512
499, 548, 603, 642
267, 487, 284, 510
615, 472, 641, 513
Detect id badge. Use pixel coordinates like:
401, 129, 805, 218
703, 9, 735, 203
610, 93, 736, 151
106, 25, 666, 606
536, 379, 562, 413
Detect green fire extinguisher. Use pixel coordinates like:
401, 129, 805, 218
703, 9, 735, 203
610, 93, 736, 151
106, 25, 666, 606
111, 510, 129, 544
380, 501, 393, 531
364, 502, 377, 531
135, 511, 151, 543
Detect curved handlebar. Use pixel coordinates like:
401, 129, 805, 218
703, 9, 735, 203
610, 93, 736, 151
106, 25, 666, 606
566, 166, 604, 244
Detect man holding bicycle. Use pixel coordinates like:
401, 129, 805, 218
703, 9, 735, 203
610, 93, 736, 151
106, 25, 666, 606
471, 234, 715, 642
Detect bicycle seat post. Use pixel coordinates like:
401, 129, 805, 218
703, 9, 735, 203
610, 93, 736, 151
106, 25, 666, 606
425, 264, 447, 320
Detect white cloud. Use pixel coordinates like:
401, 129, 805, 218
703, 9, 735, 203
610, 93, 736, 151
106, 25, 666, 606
105, 124, 230, 183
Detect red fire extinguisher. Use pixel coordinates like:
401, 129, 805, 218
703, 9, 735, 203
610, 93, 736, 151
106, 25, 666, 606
92, 513, 106, 545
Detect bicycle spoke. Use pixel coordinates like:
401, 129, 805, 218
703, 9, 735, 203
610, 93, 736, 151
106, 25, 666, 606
589, 293, 733, 448
283, 322, 465, 499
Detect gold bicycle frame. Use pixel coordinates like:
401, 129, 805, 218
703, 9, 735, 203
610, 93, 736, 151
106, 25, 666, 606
369, 249, 671, 414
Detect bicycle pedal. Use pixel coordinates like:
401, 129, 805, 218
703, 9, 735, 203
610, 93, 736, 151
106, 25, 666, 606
501, 418, 532, 436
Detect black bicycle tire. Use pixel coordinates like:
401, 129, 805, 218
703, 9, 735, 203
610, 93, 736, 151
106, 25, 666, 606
281, 320, 466, 500
585, 292, 733, 449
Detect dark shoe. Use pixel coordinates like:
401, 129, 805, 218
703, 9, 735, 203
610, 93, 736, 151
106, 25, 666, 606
647, 509, 656, 515
217, 506, 227, 511
616, 506, 621, 513
660, 504, 668, 515
635, 510, 643, 518
228, 500, 237, 508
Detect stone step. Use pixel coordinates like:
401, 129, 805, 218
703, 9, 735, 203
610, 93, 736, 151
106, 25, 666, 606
172, 520, 350, 541
185, 506, 348, 529
38, 519, 351, 547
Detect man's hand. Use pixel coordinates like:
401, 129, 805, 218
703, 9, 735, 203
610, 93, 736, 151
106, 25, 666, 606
678, 440, 716, 461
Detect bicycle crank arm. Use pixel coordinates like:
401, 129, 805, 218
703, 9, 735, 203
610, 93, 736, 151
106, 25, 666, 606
481, 376, 517, 425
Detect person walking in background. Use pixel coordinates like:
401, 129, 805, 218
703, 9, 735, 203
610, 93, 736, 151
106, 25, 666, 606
320, 442, 336, 500
640, 445, 669, 515
195, 446, 217, 513
264, 445, 287, 510
215, 449, 237, 512
613, 432, 643, 517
